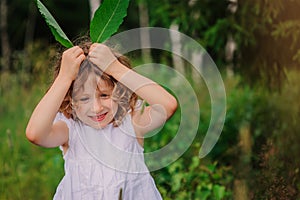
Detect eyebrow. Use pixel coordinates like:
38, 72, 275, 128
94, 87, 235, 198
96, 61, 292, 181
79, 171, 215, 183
99, 89, 110, 93
96, 85, 112, 93
96, 83, 113, 92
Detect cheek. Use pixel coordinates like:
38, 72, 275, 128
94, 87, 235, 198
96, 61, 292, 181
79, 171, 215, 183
106, 100, 118, 113
74, 105, 88, 116
112, 102, 119, 113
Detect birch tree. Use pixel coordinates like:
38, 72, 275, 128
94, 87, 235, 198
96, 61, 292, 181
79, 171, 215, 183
138, 0, 151, 62
89, 0, 101, 19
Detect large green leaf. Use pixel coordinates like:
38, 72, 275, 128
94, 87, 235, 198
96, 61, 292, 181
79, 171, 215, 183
36, 0, 73, 48
90, 0, 130, 43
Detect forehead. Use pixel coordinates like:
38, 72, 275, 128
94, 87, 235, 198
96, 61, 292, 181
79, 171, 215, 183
85, 74, 113, 91
74, 74, 113, 96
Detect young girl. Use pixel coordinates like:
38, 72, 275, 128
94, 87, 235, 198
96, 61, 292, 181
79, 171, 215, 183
26, 39, 177, 199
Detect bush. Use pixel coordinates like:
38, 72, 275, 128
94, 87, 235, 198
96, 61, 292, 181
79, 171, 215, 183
252, 70, 300, 199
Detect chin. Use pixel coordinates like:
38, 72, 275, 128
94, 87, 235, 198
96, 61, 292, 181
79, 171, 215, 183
90, 123, 109, 129
80, 116, 114, 129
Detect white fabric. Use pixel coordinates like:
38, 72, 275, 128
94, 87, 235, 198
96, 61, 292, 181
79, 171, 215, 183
53, 112, 162, 200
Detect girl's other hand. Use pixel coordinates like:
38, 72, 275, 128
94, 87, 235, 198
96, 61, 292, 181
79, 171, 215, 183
59, 46, 85, 82
88, 43, 117, 72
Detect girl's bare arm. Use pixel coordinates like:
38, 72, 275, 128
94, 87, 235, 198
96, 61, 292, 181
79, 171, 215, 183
88, 44, 178, 136
26, 46, 85, 147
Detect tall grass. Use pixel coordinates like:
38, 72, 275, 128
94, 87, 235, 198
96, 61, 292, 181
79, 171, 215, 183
0, 71, 65, 199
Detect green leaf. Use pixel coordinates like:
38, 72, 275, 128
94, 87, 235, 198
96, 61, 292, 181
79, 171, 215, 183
90, 0, 130, 43
36, 0, 73, 48
213, 185, 225, 200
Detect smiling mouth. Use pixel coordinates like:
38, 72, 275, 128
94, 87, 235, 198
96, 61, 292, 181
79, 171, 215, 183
90, 112, 108, 122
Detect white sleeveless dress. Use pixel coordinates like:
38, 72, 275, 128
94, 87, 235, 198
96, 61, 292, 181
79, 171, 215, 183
53, 112, 162, 200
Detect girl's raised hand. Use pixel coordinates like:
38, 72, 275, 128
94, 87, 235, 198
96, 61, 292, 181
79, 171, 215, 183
88, 43, 117, 73
58, 46, 85, 82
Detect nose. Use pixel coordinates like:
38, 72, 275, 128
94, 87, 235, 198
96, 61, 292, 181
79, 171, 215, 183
91, 98, 103, 113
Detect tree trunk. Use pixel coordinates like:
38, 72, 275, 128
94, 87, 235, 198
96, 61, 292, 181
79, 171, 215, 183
225, 34, 236, 77
191, 49, 204, 86
138, 0, 151, 62
89, 0, 101, 19
226, 0, 238, 77
0, 0, 11, 72
22, 1, 37, 75
170, 24, 185, 74
24, 2, 37, 48
234, 123, 251, 200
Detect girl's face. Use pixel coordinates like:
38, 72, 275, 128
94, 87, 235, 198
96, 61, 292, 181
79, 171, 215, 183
73, 74, 118, 129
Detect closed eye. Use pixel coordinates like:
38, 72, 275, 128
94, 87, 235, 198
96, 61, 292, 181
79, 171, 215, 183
79, 97, 90, 103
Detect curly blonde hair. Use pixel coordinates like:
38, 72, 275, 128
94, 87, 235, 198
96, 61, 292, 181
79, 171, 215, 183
52, 37, 137, 126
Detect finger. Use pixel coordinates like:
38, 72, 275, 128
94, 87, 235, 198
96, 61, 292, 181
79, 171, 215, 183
88, 50, 97, 58
75, 54, 86, 65
88, 44, 105, 56
73, 47, 84, 56
70, 45, 81, 52
89, 43, 99, 52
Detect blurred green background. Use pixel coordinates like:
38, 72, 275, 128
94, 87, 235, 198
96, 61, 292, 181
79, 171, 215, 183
1, 0, 299, 199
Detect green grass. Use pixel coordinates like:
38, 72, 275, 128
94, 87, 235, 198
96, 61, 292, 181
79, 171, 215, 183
0, 75, 64, 199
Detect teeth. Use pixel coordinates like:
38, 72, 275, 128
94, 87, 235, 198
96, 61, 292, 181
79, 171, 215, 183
90, 113, 106, 121
94, 113, 106, 119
